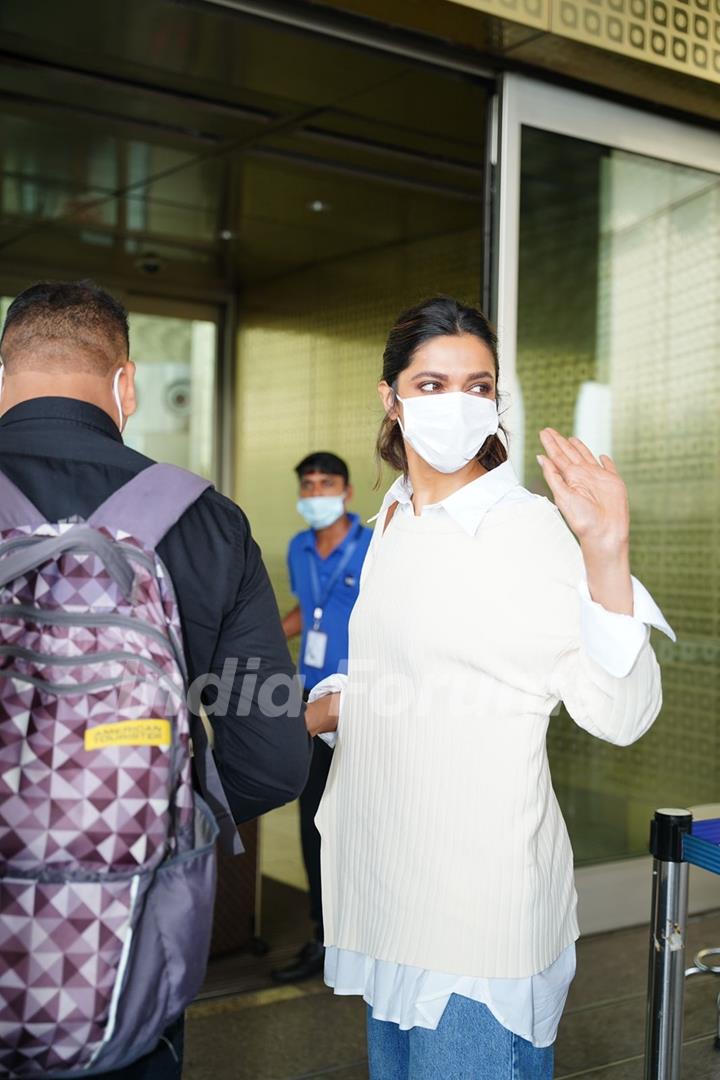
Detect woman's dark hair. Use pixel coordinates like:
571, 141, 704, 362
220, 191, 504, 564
376, 296, 508, 481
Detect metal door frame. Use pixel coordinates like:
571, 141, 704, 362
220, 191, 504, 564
492, 73, 720, 931
493, 73, 720, 473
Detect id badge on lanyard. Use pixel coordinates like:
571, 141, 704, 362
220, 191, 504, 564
303, 534, 358, 669
304, 608, 328, 669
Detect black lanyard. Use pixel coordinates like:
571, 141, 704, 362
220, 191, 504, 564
307, 531, 359, 630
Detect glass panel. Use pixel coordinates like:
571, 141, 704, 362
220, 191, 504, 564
515, 127, 720, 864
125, 146, 222, 243
0, 115, 118, 227
125, 311, 218, 480
0, 298, 218, 481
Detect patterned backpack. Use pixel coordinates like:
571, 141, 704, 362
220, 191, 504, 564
0, 463, 241, 1078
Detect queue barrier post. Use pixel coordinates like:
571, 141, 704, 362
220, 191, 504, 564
644, 808, 692, 1080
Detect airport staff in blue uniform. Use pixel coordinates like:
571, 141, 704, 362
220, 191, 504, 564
272, 451, 372, 983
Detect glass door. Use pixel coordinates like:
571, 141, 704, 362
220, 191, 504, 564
0, 291, 222, 485
123, 295, 220, 483
495, 75, 720, 929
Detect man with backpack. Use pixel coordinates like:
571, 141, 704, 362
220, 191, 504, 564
0, 280, 313, 1078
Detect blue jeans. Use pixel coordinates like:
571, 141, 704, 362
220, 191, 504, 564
367, 995, 554, 1080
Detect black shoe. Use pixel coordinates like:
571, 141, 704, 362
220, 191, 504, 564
271, 940, 325, 983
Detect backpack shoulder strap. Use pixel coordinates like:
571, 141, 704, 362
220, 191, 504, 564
190, 715, 244, 856
0, 470, 47, 532
88, 463, 213, 550
90, 464, 242, 852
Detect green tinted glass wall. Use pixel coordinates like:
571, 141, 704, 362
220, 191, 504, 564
517, 128, 720, 863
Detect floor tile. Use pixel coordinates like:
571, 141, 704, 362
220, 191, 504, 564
185, 988, 366, 1080
290, 1065, 369, 1080
678, 1034, 720, 1080
568, 909, 720, 1011
557, 973, 719, 1075
189, 908, 720, 1079
557, 1034, 720, 1079
557, 1056, 644, 1079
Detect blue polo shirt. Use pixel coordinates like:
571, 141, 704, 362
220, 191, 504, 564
287, 512, 373, 691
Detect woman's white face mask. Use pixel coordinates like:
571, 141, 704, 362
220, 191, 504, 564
395, 391, 499, 474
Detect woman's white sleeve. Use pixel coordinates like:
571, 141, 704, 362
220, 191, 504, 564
542, 510, 674, 747
308, 674, 348, 748
578, 576, 675, 678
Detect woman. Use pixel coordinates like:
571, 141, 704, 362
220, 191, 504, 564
306, 297, 674, 1079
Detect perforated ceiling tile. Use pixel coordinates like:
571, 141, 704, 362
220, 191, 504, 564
447, 0, 720, 82
551, 0, 720, 81
448, 0, 551, 28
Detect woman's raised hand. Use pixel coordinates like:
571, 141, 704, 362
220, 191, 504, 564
536, 428, 629, 552
536, 428, 633, 615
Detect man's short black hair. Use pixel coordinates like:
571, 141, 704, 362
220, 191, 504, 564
0, 279, 129, 374
295, 451, 349, 485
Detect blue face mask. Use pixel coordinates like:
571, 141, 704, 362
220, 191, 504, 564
296, 495, 346, 530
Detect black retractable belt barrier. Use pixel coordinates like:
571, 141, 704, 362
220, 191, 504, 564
644, 808, 720, 1080
644, 809, 692, 1080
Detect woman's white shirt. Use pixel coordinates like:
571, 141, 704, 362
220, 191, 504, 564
309, 461, 674, 1046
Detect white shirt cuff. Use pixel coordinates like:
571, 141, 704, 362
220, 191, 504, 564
578, 575, 676, 678
308, 673, 348, 748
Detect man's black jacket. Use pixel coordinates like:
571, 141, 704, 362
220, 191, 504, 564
0, 396, 312, 821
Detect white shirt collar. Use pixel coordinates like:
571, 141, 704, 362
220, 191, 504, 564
370, 460, 522, 537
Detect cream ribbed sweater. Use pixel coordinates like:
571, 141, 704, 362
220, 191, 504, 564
315, 495, 662, 980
